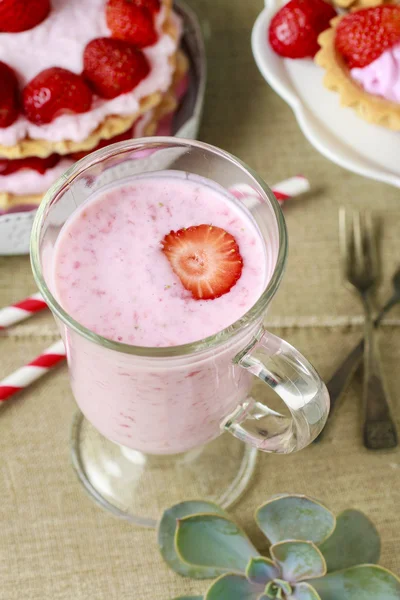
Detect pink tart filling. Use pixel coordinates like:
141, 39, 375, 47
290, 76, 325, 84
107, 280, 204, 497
350, 42, 400, 104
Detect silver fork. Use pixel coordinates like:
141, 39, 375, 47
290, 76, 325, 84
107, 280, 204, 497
340, 208, 398, 450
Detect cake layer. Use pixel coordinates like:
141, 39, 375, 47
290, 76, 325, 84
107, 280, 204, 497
0, 0, 180, 152
0, 51, 189, 212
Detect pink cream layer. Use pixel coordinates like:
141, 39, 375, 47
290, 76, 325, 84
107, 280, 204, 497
0, 108, 183, 198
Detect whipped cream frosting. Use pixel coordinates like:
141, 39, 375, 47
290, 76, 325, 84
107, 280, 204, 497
0, 0, 181, 147
0, 159, 73, 195
350, 43, 400, 104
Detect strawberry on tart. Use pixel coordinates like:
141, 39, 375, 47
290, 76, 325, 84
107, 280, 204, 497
268, 0, 337, 59
0, 0, 189, 214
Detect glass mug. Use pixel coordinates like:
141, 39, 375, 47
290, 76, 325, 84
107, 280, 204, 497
31, 138, 329, 527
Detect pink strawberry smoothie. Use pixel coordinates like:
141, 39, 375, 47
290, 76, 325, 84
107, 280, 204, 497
52, 172, 273, 453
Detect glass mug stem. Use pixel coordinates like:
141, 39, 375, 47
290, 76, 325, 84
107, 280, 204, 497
225, 328, 329, 453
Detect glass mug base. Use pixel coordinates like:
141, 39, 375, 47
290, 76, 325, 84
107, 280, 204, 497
70, 411, 258, 528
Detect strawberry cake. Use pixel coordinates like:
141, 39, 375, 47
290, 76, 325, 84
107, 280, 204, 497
0, 0, 189, 214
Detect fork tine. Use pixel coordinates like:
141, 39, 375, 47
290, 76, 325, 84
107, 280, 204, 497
364, 210, 378, 278
352, 209, 364, 276
339, 207, 351, 277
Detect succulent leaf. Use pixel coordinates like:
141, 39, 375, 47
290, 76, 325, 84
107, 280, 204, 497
246, 557, 280, 585
256, 496, 335, 545
264, 583, 284, 599
291, 582, 322, 599
205, 574, 264, 600
318, 509, 380, 572
310, 565, 400, 600
176, 514, 259, 574
270, 541, 327, 582
274, 579, 292, 594
158, 500, 228, 579
265, 579, 293, 598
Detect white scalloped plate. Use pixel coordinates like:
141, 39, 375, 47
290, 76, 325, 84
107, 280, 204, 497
252, 0, 400, 189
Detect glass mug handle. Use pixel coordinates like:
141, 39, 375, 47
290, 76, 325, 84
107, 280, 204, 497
224, 329, 330, 453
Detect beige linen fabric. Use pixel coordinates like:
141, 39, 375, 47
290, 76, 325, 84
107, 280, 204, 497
0, 0, 399, 597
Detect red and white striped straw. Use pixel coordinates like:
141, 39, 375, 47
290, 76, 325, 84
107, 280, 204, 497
272, 175, 310, 202
230, 176, 310, 206
0, 292, 47, 330
0, 340, 66, 402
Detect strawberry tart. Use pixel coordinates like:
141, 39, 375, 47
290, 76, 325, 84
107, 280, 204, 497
0, 0, 189, 214
316, 5, 400, 129
268, 0, 400, 130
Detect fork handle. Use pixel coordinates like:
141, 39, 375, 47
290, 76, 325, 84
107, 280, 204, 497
313, 340, 363, 443
363, 308, 398, 450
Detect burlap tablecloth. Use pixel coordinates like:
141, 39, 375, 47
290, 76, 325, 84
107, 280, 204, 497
1, 1, 399, 597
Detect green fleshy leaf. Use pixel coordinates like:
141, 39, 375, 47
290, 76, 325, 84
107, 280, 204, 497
265, 583, 284, 600
176, 514, 260, 574
265, 579, 292, 598
270, 541, 327, 582
292, 582, 322, 600
310, 565, 400, 600
170, 597, 203, 600
274, 579, 292, 594
158, 501, 227, 579
318, 509, 380, 572
205, 574, 264, 600
256, 495, 335, 545
246, 557, 280, 585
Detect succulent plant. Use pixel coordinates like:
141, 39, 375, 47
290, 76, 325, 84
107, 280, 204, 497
158, 495, 400, 600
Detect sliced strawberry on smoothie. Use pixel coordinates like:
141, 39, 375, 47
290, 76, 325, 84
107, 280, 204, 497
269, 0, 336, 59
335, 5, 400, 69
23, 68, 93, 125
0, 61, 20, 128
83, 38, 150, 99
106, 0, 158, 48
161, 225, 244, 300
0, 0, 50, 33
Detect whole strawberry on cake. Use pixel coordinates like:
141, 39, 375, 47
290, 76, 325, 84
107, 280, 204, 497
0, 0, 189, 214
